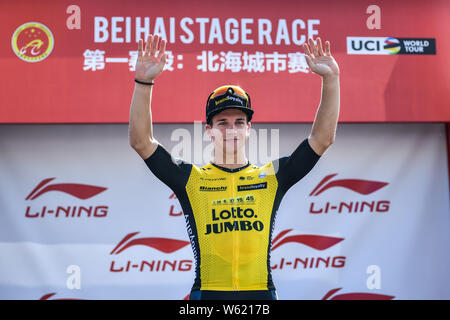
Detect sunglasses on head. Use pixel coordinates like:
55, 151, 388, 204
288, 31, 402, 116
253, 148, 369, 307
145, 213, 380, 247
207, 86, 251, 107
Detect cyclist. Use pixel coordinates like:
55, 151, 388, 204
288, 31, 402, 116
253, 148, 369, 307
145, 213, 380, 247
129, 34, 340, 300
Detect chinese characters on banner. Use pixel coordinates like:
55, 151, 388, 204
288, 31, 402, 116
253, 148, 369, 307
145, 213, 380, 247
83, 49, 310, 74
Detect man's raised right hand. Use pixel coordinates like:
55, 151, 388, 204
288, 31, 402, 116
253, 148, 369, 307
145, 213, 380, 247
135, 34, 167, 82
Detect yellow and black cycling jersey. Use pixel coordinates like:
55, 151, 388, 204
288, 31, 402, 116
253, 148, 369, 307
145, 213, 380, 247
144, 138, 321, 292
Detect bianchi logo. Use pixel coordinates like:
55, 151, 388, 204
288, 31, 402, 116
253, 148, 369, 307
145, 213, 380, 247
199, 186, 227, 192
347, 37, 436, 55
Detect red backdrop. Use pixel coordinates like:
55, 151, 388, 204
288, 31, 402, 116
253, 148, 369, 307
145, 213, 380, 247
1, 0, 449, 123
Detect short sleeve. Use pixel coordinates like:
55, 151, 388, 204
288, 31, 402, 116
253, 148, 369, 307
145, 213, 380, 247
273, 138, 321, 193
144, 144, 193, 194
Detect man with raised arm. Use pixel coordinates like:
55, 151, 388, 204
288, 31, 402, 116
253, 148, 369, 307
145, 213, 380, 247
129, 34, 340, 300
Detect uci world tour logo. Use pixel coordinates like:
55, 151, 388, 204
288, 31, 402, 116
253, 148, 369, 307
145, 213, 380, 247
11, 22, 54, 62
383, 37, 401, 54
347, 36, 436, 55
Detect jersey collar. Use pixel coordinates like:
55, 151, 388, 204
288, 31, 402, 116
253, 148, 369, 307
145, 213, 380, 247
209, 161, 251, 173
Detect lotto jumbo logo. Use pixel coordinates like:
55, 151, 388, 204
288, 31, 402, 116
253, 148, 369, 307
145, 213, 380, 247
11, 22, 54, 62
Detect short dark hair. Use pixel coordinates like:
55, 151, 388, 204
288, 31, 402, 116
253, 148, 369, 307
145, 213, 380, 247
207, 110, 250, 127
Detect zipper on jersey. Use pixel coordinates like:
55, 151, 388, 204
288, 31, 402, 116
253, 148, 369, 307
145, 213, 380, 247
231, 173, 238, 291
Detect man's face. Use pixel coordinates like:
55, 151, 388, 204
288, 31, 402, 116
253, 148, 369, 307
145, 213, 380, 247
206, 108, 251, 154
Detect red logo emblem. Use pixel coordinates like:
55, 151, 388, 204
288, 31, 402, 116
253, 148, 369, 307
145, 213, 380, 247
109, 232, 192, 273
271, 229, 346, 270
272, 229, 344, 251
322, 287, 395, 300
110, 232, 190, 254
310, 173, 388, 196
308, 174, 391, 215
39, 293, 82, 300
24, 178, 109, 218
26, 178, 107, 200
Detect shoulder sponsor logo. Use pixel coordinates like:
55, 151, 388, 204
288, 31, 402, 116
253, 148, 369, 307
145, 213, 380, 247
347, 36, 436, 55
237, 182, 267, 191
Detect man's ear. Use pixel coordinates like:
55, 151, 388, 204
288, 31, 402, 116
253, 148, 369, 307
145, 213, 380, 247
205, 123, 213, 140
245, 121, 251, 137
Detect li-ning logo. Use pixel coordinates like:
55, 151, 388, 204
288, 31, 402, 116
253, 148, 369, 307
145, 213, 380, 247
110, 232, 190, 254
109, 232, 192, 273
271, 229, 344, 251
26, 177, 106, 200
308, 173, 390, 215
270, 229, 346, 270
24, 178, 108, 218
310, 173, 388, 196
322, 287, 395, 300
40, 293, 83, 300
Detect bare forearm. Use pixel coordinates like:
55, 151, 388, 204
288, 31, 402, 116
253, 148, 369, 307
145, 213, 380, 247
128, 83, 154, 147
310, 75, 340, 145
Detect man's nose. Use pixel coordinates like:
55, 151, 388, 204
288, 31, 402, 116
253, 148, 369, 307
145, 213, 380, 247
225, 125, 238, 133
